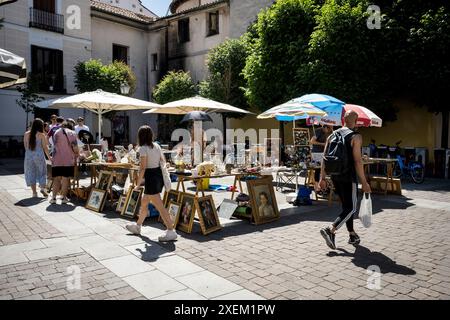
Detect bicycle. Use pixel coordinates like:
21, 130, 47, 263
377, 140, 425, 184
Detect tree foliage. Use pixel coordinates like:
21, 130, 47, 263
16, 74, 44, 130
152, 70, 197, 104
199, 38, 250, 118
243, 0, 319, 111
74, 59, 137, 96
242, 0, 450, 121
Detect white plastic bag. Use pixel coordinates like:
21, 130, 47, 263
359, 193, 372, 228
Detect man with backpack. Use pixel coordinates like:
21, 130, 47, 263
319, 110, 371, 249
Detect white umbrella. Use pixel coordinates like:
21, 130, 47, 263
0, 48, 26, 88
0, 1, 18, 6
35, 89, 160, 142
143, 96, 252, 115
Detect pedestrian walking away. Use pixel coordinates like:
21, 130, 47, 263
319, 110, 372, 250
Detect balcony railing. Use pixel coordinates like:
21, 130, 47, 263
29, 7, 64, 34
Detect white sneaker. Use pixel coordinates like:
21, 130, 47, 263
158, 230, 178, 242
125, 224, 141, 235
61, 197, 70, 204
49, 198, 56, 204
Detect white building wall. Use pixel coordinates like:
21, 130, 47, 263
229, 0, 274, 38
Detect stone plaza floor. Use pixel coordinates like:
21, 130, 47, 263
1, 158, 450, 300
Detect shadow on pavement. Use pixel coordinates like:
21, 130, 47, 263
327, 245, 416, 275
123, 233, 176, 262
14, 197, 46, 207
46, 203, 77, 212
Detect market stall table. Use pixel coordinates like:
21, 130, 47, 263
170, 171, 269, 199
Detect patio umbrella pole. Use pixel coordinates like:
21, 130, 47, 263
98, 110, 102, 144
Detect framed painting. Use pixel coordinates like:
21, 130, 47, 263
86, 188, 107, 213
122, 187, 143, 218
293, 128, 310, 147
176, 193, 196, 234
96, 170, 113, 191
196, 195, 222, 235
163, 190, 180, 208
167, 201, 181, 229
116, 195, 127, 213
247, 178, 280, 225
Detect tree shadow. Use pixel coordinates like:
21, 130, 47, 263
327, 245, 416, 275
14, 197, 46, 207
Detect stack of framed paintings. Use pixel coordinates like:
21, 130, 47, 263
86, 170, 113, 213
161, 190, 222, 235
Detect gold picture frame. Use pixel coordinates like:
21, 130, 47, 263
96, 170, 113, 191
86, 188, 107, 212
177, 193, 196, 234
196, 195, 222, 235
163, 190, 180, 208
116, 195, 127, 213
247, 178, 280, 225
122, 187, 143, 218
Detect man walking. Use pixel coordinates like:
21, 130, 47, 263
319, 110, 371, 249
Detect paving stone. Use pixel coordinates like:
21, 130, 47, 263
124, 270, 186, 299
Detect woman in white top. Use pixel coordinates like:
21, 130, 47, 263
125, 125, 178, 242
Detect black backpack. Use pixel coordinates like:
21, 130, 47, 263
323, 128, 354, 176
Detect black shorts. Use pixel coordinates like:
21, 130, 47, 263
144, 167, 164, 195
52, 166, 75, 178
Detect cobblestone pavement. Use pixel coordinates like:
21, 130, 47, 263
0, 253, 145, 300
1, 159, 450, 300
0, 192, 64, 246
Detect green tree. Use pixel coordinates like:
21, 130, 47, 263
74, 59, 137, 132
199, 38, 250, 147
243, 0, 319, 111
16, 74, 43, 130
300, 0, 395, 121
152, 70, 197, 104
74, 59, 136, 96
152, 71, 197, 141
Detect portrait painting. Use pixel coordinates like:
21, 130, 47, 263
247, 178, 280, 225
177, 193, 196, 234
196, 196, 221, 235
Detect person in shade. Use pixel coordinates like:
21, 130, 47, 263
125, 125, 178, 242
319, 111, 371, 249
23, 118, 51, 198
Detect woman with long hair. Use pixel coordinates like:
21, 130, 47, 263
125, 125, 178, 242
50, 119, 78, 204
23, 118, 51, 198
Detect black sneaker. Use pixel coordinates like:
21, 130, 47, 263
320, 227, 336, 250
348, 233, 361, 246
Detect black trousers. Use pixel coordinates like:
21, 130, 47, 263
331, 178, 357, 232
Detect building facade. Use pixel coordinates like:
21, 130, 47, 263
0, 0, 274, 149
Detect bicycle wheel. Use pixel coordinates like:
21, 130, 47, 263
410, 163, 425, 184
384, 162, 402, 178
